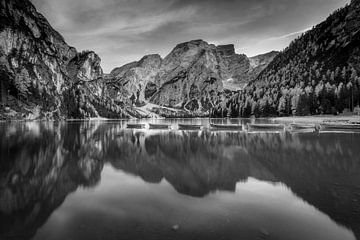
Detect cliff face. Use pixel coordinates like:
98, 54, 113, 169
67, 51, 103, 83
107, 54, 162, 106
0, 0, 76, 119
0, 0, 134, 120
216, 44, 251, 90
151, 40, 223, 112
109, 40, 276, 115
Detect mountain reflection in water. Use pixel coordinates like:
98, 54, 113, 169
0, 121, 359, 240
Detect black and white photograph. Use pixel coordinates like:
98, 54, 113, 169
1, 0, 360, 239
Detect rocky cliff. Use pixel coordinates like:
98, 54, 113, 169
0, 0, 136, 120
107, 54, 162, 106
0, 0, 76, 119
109, 40, 277, 115
150, 40, 223, 112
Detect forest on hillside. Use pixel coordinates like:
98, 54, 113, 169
211, 0, 360, 118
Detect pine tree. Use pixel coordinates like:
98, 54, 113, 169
278, 96, 287, 116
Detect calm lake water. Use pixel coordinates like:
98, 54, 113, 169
0, 119, 360, 240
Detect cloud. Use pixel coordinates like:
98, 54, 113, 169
31, 0, 350, 72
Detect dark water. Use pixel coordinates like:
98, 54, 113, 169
0, 119, 360, 240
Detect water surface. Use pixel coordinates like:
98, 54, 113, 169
0, 119, 359, 240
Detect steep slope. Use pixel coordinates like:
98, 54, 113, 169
107, 54, 162, 106
0, 0, 77, 119
150, 40, 224, 112
108, 40, 276, 116
0, 0, 134, 120
212, 0, 360, 118
248, 51, 279, 81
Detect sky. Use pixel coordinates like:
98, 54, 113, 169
31, 0, 350, 73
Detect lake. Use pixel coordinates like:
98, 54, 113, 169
0, 119, 359, 240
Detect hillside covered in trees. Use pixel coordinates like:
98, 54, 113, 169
211, 0, 360, 118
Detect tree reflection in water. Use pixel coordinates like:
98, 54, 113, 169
0, 121, 359, 239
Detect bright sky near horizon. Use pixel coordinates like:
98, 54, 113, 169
31, 0, 350, 73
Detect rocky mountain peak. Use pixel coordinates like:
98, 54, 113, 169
162, 39, 215, 66
106, 39, 277, 116
174, 39, 209, 48
137, 54, 162, 68
109, 61, 138, 78
216, 44, 236, 56
67, 51, 103, 82
0, 0, 76, 60
249, 51, 279, 69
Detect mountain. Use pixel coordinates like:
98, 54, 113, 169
0, 0, 278, 119
150, 40, 224, 113
211, 0, 360, 118
108, 40, 277, 116
0, 0, 138, 120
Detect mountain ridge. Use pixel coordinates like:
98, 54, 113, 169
107, 39, 277, 116
4, 0, 357, 119
0, 0, 277, 119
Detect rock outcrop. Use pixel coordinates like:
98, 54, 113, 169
107, 54, 162, 106
216, 44, 251, 90
0, 0, 76, 119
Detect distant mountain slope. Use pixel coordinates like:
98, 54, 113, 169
108, 40, 276, 116
248, 51, 279, 80
211, 0, 360, 118
150, 40, 224, 112
107, 54, 162, 106
222, 50, 279, 91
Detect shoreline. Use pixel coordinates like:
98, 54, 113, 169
2, 115, 360, 123
271, 115, 360, 124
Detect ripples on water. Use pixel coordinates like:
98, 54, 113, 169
0, 120, 359, 240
